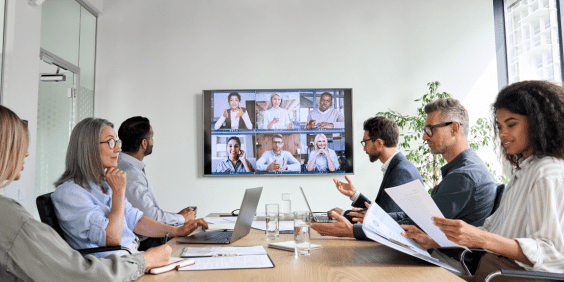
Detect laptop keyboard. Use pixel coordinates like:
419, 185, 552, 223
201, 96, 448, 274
206, 232, 232, 241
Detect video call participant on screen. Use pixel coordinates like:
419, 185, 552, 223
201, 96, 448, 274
262, 93, 293, 129
213, 136, 254, 173
214, 92, 253, 130
0, 106, 170, 281
403, 81, 564, 281
52, 118, 208, 259
117, 116, 199, 251
306, 92, 344, 129
312, 100, 496, 240
306, 134, 340, 172
255, 134, 300, 172
311, 116, 422, 239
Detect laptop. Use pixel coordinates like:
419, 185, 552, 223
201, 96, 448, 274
299, 186, 336, 223
177, 187, 262, 244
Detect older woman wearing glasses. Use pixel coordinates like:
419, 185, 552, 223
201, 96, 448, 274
52, 118, 208, 258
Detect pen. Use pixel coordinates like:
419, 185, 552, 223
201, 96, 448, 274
163, 232, 169, 245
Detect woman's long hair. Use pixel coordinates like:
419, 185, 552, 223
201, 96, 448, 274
55, 118, 114, 190
0, 106, 29, 188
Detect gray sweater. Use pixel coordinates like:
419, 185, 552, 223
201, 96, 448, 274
0, 195, 145, 282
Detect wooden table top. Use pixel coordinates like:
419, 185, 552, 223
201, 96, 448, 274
136, 217, 463, 282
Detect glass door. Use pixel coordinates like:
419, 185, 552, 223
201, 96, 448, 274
35, 56, 78, 195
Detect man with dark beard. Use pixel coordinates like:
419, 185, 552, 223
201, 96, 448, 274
313, 116, 423, 239
117, 116, 197, 250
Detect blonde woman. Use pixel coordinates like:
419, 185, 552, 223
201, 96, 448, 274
307, 134, 339, 172
0, 105, 172, 281
262, 93, 293, 129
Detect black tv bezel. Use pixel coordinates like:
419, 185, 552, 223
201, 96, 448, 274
203, 88, 353, 176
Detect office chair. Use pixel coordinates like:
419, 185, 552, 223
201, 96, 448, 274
36, 192, 131, 255
458, 184, 505, 276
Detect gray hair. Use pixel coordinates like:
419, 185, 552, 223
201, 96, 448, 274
424, 98, 469, 138
54, 118, 113, 190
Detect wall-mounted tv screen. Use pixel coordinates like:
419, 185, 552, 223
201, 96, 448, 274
203, 88, 353, 176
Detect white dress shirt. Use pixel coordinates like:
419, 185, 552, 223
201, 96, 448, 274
479, 156, 564, 272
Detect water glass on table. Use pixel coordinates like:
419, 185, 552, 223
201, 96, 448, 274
282, 193, 292, 220
265, 203, 279, 240
293, 211, 311, 256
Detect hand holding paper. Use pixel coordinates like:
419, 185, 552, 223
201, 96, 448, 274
384, 180, 469, 250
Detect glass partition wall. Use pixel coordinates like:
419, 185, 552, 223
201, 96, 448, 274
35, 0, 96, 196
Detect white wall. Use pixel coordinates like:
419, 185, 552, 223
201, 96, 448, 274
96, 0, 499, 218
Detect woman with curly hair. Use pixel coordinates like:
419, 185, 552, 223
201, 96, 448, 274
402, 80, 564, 281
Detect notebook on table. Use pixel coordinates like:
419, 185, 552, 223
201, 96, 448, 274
299, 186, 336, 223
177, 187, 262, 244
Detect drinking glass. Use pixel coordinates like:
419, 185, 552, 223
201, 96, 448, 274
282, 193, 292, 220
293, 211, 311, 256
265, 203, 279, 240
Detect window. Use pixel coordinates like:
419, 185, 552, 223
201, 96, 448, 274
494, 0, 564, 87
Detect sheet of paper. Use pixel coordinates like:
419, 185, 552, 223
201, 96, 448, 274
362, 200, 433, 257
181, 246, 267, 258
178, 255, 274, 271
205, 217, 238, 224
251, 220, 294, 231
361, 203, 461, 274
384, 180, 468, 249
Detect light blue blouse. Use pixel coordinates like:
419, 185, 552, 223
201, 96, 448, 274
52, 180, 144, 258
307, 149, 340, 172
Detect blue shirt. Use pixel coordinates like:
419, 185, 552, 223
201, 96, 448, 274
213, 158, 254, 173
256, 150, 301, 171
52, 180, 144, 258
389, 148, 496, 227
307, 149, 340, 171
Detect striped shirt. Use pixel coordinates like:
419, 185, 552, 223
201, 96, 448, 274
479, 156, 564, 272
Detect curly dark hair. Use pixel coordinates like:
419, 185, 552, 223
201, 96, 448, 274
363, 116, 399, 147
493, 80, 564, 168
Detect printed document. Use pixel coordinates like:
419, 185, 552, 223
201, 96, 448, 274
385, 180, 468, 249
178, 255, 274, 271
362, 201, 461, 273
181, 246, 267, 258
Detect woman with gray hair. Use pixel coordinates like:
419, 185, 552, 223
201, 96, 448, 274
52, 118, 208, 259
306, 133, 340, 172
0, 106, 171, 281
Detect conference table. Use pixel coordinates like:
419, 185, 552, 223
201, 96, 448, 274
137, 215, 464, 282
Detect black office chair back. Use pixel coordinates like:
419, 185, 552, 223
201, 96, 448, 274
36, 192, 132, 255
36, 192, 66, 239
491, 184, 505, 215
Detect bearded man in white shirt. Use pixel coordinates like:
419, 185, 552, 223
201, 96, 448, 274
117, 116, 197, 251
